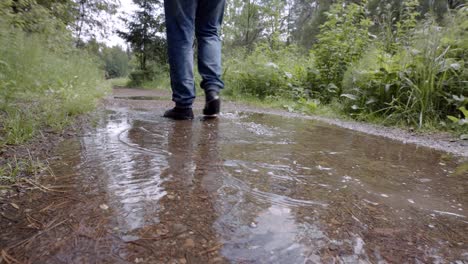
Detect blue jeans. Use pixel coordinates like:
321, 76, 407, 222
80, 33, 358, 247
164, 0, 225, 108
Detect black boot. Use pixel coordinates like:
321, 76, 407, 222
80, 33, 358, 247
203, 90, 221, 117
163, 107, 194, 120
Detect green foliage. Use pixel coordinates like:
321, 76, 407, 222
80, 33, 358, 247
81, 39, 130, 79
129, 70, 153, 86
0, 154, 45, 183
0, 23, 109, 145
74, 0, 119, 44
310, 0, 372, 100
0, 157, 21, 183
447, 107, 468, 128
341, 7, 467, 128
102, 46, 130, 79
222, 0, 466, 132
373, 0, 420, 53
118, 0, 167, 74
224, 44, 309, 100
1, 0, 117, 46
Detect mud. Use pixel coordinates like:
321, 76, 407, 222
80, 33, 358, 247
0, 88, 467, 263
114, 96, 169, 101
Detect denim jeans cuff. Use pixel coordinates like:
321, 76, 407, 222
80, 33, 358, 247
175, 103, 192, 109
204, 85, 221, 93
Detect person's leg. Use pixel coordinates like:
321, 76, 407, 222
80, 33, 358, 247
195, 0, 225, 93
164, 0, 197, 109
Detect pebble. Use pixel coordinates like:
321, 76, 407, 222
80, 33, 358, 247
99, 204, 109, 210
329, 244, 338, 251
173, 223, 188, 233
184, 238, 195, 248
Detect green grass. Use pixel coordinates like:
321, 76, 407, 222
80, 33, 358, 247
218, 7, 467, 135
0, 157, 21, 183
223, 92, 345, 120
0, 25, 110, 146
110, 77, 130, 87
0, 153, 46, 184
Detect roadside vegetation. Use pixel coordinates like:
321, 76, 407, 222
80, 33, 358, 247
222, 0, 467, 134
0, 0, 129, 183
124, 0, 466, 135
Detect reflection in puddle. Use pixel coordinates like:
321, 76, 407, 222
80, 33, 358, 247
80, 112, 169, 233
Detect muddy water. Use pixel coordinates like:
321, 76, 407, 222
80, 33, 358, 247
1, 108, 467, 263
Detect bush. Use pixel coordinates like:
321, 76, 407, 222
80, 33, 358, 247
102, 46, 130, 79
224, 44, 309, 100
309, 0, 372, 101
127, 62, 170, 88
341, 8, 467, 128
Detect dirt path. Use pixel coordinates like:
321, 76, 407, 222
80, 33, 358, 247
0, 88, 467, 263
110, 88, 468, 157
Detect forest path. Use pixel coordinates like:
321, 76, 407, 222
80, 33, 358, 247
0, 88, 467, 263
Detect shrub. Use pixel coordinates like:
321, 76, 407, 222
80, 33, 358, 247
224, 43, 309, 100
309, 0, 372, 101
341, 7, 467, 128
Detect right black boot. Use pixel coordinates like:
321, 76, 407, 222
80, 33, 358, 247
163, 107, 194, 120
203, 90, 221, 117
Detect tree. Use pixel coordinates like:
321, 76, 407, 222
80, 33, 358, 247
118, 0, 166, 72
2, 0, 118, 45
74, 0, 119, 46
224, 0, 265, 49
312, 0, 372, 97
102, 45, 130, 78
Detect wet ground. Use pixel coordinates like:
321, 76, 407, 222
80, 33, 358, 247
1, 89, 467, 263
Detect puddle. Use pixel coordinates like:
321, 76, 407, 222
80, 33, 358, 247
113, 96, 168, 100
1, 109, 467, 263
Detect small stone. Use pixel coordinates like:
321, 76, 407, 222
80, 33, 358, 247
249, 222, 257, 228
167, 195, 175, 200
178, 258, 187, 264
135, 258, 144, 263
329, 244, 338, 251
99, 204, 109, 210
211, 257, 224, 263
184, 238, 195, 248
173, 223, 188, 233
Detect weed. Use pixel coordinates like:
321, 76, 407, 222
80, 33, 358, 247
340, 7, 467, 130
0, 157, 20, 183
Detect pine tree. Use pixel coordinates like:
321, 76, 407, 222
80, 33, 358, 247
117, 0, 166, 72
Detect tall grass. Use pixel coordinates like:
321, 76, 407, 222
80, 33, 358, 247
223, 44, 310, 100
222, 3, 466, 132
0, 25, 109, 145
342, 8, 467, 130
